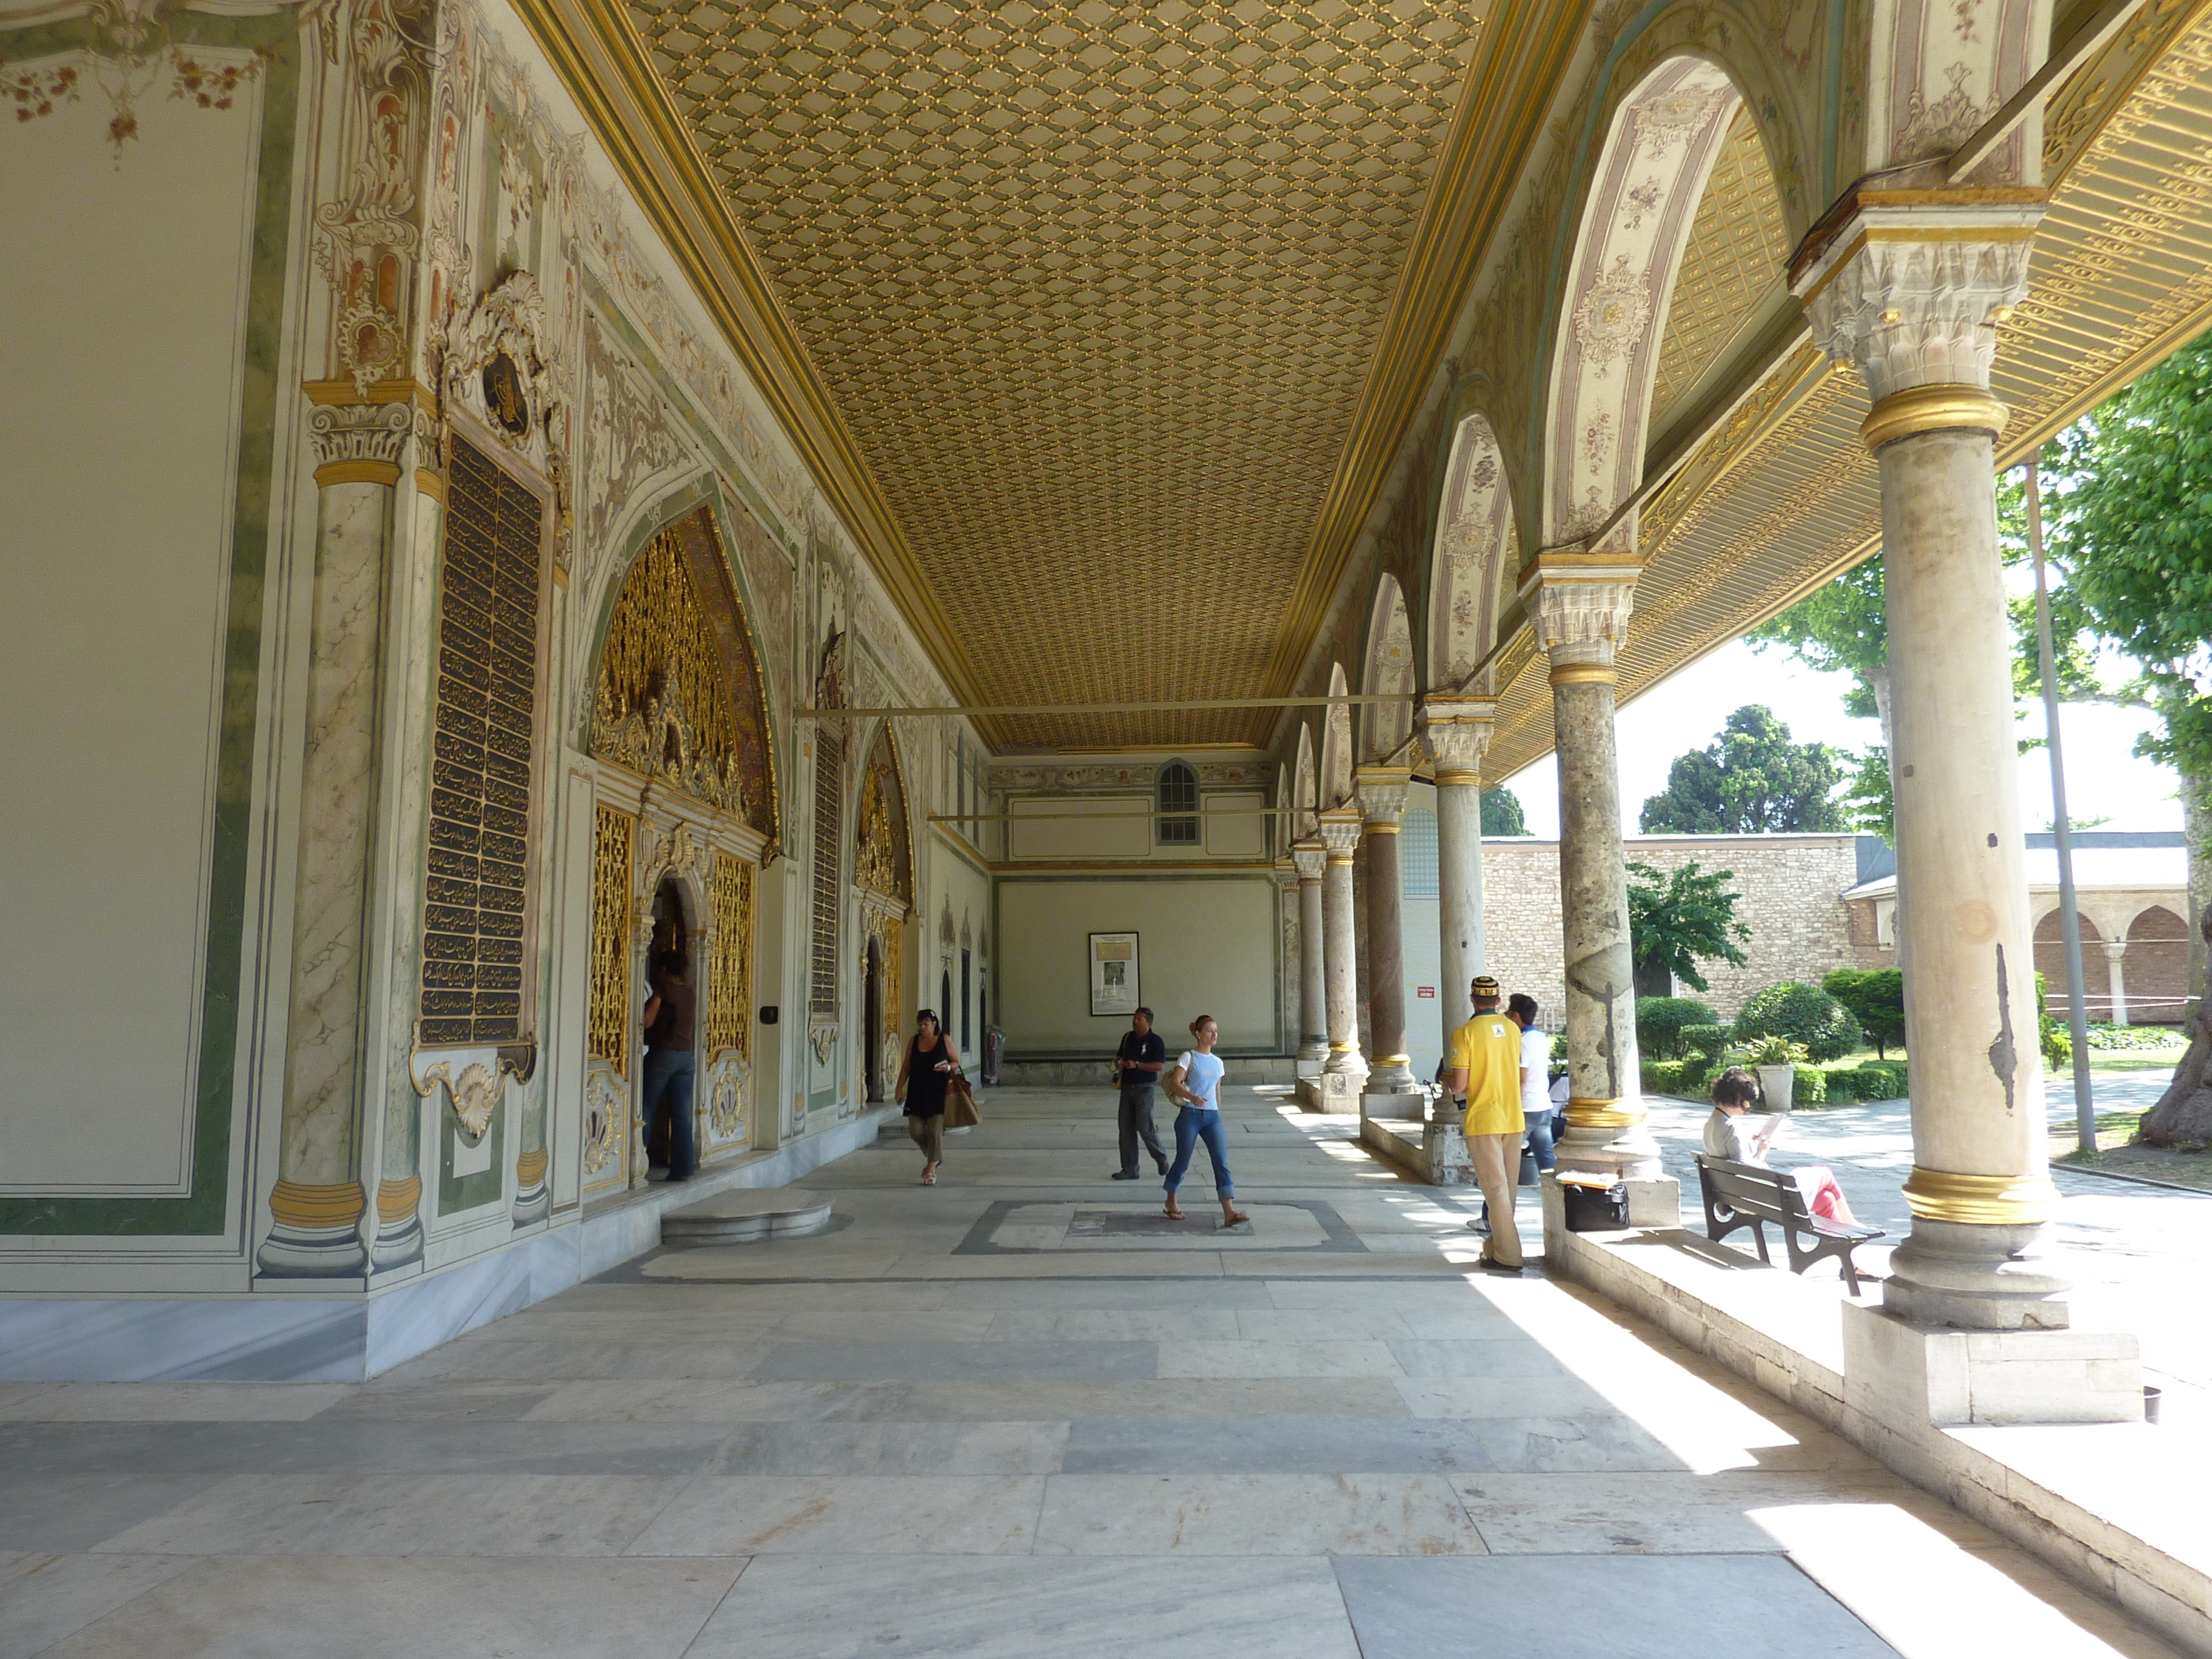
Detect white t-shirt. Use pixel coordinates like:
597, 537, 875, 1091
1518, 1027, 1550, 1118
1178, 1050, 1225, 1111
1703, 1110, 1764, 1164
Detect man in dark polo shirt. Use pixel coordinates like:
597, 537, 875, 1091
1111, 1007, 1170, 1180
640, 954, 698, 1183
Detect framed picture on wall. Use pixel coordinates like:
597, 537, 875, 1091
1088, 932, 1140, 1017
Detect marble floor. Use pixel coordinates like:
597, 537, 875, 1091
0, 1087, 2184, 1658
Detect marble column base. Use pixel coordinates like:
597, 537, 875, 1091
1842, 1299, 2138, 1426
367, 1213, 423, 1275
1553, 1120, 1663, 1181
1882, 1218, 2073, 1330
511, 1179, 551, 1228
1365, 1060, 1419, 1093
1296, 1069, 1363, 1114
256, 1220, 369, 1280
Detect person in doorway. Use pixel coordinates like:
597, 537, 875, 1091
1706, 1066, 1860, 1225
638, 955, 697, 1183
894, 1009, 959, 1186
1110, 1007, 1170, 1179
1445, 974, 1525, 1275
1162, 1015, 1249, 1229
1507, 994, 1556, 1177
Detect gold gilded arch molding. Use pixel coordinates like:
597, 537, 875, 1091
590, 504, 778, 844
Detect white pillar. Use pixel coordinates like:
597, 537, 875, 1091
1293, 841, 1329, 1062
1419, 699, 1493, 1061
1801, 204, 2070, 1330
1318, 807, 1367, 1082
2103, 939, 2130, 1027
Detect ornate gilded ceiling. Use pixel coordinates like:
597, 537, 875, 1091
625, 0, 1484, 749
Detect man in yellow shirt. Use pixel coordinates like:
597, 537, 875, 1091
1445, 974, 1525, 1275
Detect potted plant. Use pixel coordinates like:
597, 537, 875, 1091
1751, 1035, 1809, 1112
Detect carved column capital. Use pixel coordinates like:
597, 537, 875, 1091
309, 401, 412, 488
1292, 839, 1328, 883
1794, 203, 2041, 444
1418, 697, 1494, 784
1532, 563, 1636, 676
1354, 765, 1410, 830
1315, 808, 1363, 862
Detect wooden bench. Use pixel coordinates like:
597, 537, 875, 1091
1693, 1154, 1884, 1295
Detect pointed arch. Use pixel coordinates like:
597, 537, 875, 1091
1293, 722, 1317, 841
855, 719, 913, 905
1427, 412, 1518, 692
1360, 575, 1415, 763
1544, 56, 1744, 552
586, 496, 779, 843
1318, 663, 1353, 809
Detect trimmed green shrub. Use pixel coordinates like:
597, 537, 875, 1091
2083, 1023, 2187, 1050
1733, 982, 1864, 1063
1792, 1065, 1828, 1107
1640, 1061, 1693, 1097
1821, 1067, 1863, 1104
1822, 967, 1906, 1059
1855, 1061, 1908, 1099
1674, 1024, 1732, 1090
1634, 997, 1718, 1060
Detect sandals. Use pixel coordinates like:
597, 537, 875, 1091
1162, 1204, 1185, 1221
1222, 1211, 1251, 1228
921, 1164, 938, 1186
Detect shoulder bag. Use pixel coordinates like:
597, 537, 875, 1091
943, 1067, 981, 1128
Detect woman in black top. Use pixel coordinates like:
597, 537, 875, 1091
894, 1009, 960, 1185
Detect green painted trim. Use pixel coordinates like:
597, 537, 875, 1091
0, 15, 300, 1236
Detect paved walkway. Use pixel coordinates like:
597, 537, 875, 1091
0, 1088, 2182, 1657
1644, 1073, 2212, 1409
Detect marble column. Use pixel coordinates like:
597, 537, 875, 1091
1535, 568, 1658, 1181
1419, 699, 1494, 1056
1356, 766, 1416, 1093
260, 401, 413, 1278
1351, 834, 1373, 1062
2102, 940, 2130, 1027
369, 404, 445, 1274
1317, 808, 1367, 1084
1293, 841, 1329, 1062
1801, 208, 2068, 1329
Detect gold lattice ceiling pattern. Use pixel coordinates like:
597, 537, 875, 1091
1646, 107, 1791, 437
626, 0, 1484, 749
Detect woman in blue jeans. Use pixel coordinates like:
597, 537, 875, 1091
1162, 1015, 1250, 1228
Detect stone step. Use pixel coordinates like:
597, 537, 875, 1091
660, 1185, 834, 1246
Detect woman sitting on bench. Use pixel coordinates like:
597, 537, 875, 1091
1704, 1067, 1860, 1227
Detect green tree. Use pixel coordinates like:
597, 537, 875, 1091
2039, 333, 2212, 1033
1478, 785, 1527, 836
1639, 706, 1846, 834
1823, 967, 1905, 1059
1627, 861, 1751, 996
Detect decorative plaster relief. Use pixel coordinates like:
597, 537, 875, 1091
1798, 230, 2037, 399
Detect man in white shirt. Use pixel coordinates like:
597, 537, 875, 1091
1507, 993, 1556, 1176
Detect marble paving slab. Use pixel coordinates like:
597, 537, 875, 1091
93, 1472, 693, 1558
625, 1475, 1047, 1555
30, 1554, 746, 1659
679, 1553, 1361, 1659
1332, 1553, 1901, 1658
1059, 1417, 1499, 1475
748, 1339, 1158, 1382
1032, 1472, 1487, 1556
0, 1550, 198, 1659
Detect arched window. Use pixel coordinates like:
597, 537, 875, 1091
1156, 761, 1199, 846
